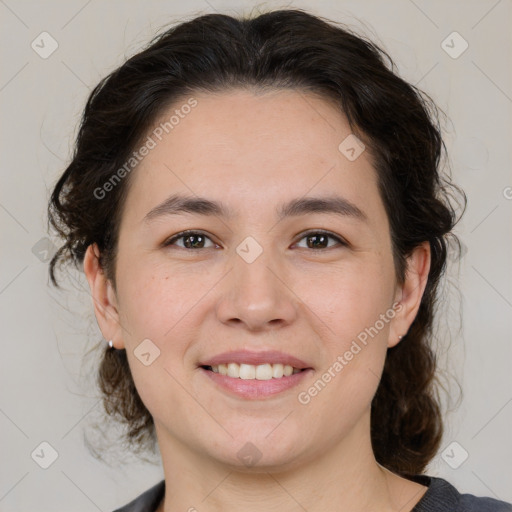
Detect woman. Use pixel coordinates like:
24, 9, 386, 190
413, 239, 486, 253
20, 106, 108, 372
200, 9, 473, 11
47, 8, 512, 512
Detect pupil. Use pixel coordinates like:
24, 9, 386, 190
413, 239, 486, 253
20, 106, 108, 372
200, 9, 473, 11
185, 235, 204, 249
308, 234, 327, 249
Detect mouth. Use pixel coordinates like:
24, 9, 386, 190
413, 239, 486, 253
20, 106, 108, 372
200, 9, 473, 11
198, 362, 313, 400
200, 362, 307, 380
197, 350, 313, 399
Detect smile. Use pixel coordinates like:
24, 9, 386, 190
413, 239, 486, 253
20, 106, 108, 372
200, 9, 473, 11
200, 365, 312, 399
202, 362, 303, 380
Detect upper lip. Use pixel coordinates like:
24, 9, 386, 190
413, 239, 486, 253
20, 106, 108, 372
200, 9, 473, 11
198, 350, 312, 369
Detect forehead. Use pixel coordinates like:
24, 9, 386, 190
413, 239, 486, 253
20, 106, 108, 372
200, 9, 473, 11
121, 88, 385, 228
151, 88, 355, 164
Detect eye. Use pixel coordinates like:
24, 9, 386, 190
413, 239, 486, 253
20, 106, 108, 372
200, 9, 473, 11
163, 229, 347, 251
294, 230, 347, 250
163, 230, 218, 250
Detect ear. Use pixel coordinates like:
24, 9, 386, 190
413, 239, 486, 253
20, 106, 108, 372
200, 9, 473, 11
388, 241, 431, 348
83, 243, 125, 349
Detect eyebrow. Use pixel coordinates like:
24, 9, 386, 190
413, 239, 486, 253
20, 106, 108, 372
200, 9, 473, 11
143, 193, 367, 224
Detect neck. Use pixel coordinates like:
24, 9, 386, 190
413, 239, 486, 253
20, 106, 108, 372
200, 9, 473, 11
153, 410, 428, 512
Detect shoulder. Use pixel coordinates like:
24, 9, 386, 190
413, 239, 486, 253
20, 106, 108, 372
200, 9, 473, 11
411, 475, 512, 512
112, 480, 165, 512
109, 476, 512, 512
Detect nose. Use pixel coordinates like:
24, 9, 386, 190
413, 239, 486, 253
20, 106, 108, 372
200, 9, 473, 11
215, 243, 298, 332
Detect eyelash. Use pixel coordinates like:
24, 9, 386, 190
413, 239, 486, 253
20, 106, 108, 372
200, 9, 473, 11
163, 229, 347, 251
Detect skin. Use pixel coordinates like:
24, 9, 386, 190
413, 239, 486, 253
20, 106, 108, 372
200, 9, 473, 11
84, 89, 431, 512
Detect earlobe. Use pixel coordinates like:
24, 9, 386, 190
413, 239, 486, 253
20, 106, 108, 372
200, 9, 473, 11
83, 243, 123, 348
388, 241, 431, 348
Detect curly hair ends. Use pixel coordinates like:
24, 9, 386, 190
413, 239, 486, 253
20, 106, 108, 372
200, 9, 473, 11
47, 8, 466, 475
98, 349, 156, 450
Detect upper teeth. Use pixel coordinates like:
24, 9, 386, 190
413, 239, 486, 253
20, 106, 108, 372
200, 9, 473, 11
209, 363, 301, 380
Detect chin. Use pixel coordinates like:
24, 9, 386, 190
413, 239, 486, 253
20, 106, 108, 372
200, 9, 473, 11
216, 448, 305, 474
202, 429, 307, 473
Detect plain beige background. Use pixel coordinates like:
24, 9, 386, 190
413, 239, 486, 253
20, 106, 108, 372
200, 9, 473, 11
1, 0, 511, 510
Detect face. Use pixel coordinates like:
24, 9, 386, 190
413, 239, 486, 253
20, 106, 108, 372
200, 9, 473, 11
86, 88, 428, 471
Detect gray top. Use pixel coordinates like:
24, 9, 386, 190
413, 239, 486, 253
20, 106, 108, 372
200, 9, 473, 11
112, 475, 512, 512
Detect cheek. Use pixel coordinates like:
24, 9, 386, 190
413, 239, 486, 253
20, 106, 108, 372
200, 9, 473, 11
290, 260, 394, 413
293, 260, 395, 349
124, 352, 198, 441
294, 326, 388, 447
114, 262, 206, 409
116, 262, 197, 343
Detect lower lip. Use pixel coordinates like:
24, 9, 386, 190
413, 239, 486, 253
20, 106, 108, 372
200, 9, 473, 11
199, 367, 313, 399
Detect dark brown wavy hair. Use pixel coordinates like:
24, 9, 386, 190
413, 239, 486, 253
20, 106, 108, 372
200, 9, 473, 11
47, 8, 465, 475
